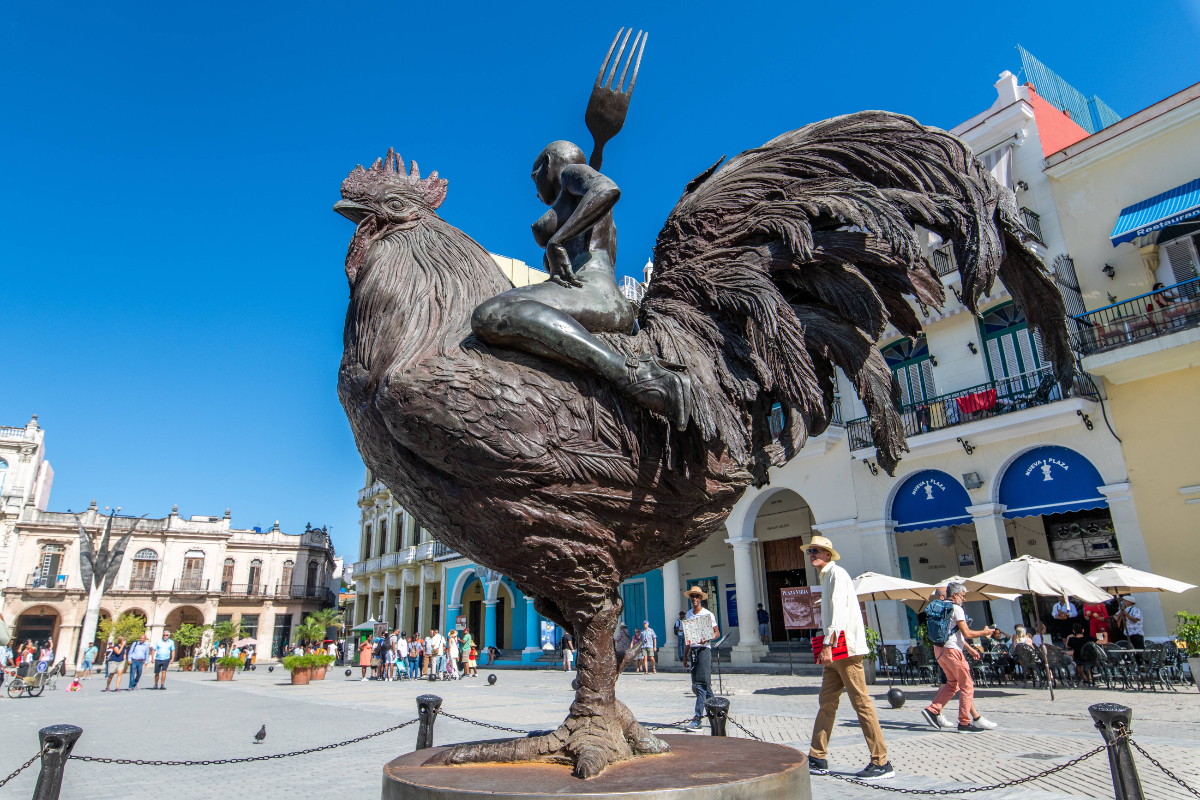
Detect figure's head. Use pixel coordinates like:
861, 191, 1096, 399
946, 582, 967, 604
806, 535, 840, 569
532, 141, 586, 205
685, 586, 707, 608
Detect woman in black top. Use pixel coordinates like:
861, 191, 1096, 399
1064, 623, 1092, 684
104, 637, 128, 692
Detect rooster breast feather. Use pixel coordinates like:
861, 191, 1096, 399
643, 111, 1073, 474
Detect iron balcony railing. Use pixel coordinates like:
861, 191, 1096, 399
172, 578, 209, 592
129, 578, 156, 591
221, 583, 267, 596
1019, 207, 1043, 241
1073, 276, 1200, 357
845, 365, 1099, 450
931, 244, 956, 277
274, 584, 333, 600
26, 574, 67, 589
431, 541, 460, 561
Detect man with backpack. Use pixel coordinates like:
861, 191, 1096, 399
921, 582, 999, 732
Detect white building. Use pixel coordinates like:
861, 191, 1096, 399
0, 416, 54, 588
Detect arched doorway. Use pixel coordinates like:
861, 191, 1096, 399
165, 606, 206, 656
13, 606, 59, 651
752, 489, 816, 642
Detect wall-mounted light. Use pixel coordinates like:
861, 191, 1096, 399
967, 342, 978, 355
962, 472, 983, 489
929, 355, 938, 367
1102, 263, 1115, 279
1016, 179, 1029, 191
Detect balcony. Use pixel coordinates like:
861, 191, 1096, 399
931, 244, 956, 277
221, 583, 268, 596
25, 574, 67, 589
431, 541, 460, 561
275, 584, 337, 604
172, 578, 209, 593
1074, 277, 1200, 357
1019, 207, 1043, 241
846, 365, 1099, 454
128, 578, 156, 591
0, 426, 32, 441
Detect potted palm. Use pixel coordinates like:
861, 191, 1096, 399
1175, 612, 1200, 686
282, 654, 316, 685
212, 619, 247, 681
215, 656, 243, 681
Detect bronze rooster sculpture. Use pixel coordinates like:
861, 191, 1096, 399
335, 48, 1071, 779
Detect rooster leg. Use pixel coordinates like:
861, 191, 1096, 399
423, 593, 668, 778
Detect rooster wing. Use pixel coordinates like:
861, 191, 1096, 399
644, 111, 1072, 474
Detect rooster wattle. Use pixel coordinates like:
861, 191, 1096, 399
335, 113, 1070, 778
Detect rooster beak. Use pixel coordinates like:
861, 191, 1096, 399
334, 199, 372, 223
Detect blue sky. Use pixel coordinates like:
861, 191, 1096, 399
2, 1, 1197, 560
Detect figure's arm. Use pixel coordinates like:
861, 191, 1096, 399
543, 165, 620, 284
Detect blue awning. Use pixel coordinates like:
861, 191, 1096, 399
1111, 178, 1200, 246
892, 470, 973, 533
999, 446, 1107, 519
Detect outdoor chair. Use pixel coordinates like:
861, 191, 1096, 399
1135, 642, 1176, 692
1043, 645, 1075, 689
1013, 644, 1046, 689
1101, 644, 1136, 690
880, 645, 906, 685
965, 650, 990, 688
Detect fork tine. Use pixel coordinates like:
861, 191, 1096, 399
616, 31, 641, 92
606, 28, 633, 90
626, 31, 647, 96
595, 28, 624, 88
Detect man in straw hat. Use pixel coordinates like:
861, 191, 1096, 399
806, 535, 894, 780
683, 585, 719, 730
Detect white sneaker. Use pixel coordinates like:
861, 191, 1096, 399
970, 717, 998, 730
360, 677, 368, 682
938, 714, 956, 729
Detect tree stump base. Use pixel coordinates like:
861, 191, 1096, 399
382, 735, 809, 800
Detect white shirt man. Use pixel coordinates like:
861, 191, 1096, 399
683, 588, 719, 729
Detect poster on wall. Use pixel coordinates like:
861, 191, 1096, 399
958, 553, 975, 567
455, 615, 467, 632
781, 586, 821, 629
725, 584, 738, 627
540, 620, 558, 649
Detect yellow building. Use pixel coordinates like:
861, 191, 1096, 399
1045, 81, 1200, 624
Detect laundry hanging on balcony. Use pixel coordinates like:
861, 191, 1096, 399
1111, 177, 1200, 246
998, 446, 1107, 519
892, 470, 973, 532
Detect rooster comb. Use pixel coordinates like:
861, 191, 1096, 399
341, 148, 448, 210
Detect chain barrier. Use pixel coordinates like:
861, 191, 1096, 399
725, 717, 764, 741
0, 745, 48, 789
68, 718, 418, 766
1129, 737, 1200, 798
640, 718, 695, 731
436, 711, 533, 735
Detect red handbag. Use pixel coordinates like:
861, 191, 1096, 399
811, 631, 849, 661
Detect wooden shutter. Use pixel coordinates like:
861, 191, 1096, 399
1165, 238, 1199, 284
764, 538, 808, 572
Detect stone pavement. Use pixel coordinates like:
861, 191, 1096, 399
1, 667, 1196, 799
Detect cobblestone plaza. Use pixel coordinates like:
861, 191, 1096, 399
2, 668, 1196, 799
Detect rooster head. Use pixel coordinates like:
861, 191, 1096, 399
335, 148, 449, 286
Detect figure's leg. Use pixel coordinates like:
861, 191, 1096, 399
473, 296, 691, 430
840, 657, 889, 766
809, 665, 844, 761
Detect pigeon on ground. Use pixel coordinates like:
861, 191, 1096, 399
254, 725, 266, 744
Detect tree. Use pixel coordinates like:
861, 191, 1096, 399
74, 511, 146, 669
212, 619, 246, 649
293, 615, 325, 648
173, 623, 207, 657
97, 612, 145, 644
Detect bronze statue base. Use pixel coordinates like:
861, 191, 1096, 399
381, 735, 810, 800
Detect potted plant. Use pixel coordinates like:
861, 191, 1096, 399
174, 623, 207, 661
310, 654, 335, 680
1175, 612, 1200, 686
195, 656, 210, 672
282, 654, 315, 685
863, 628, 881, 685
215, 656, 243, 681
178, 656, 194, 672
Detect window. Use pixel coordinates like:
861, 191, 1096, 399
248, 559, 262, 594
221, 558, 234, 592
181, 551, 204, 590
240, 614, 259, 640
1159, 225, 1200, 297
0, 458, 7, 495
883, 336, 937, 407
378, 518, 388, 555
393, 514, 404, 551
981, 303, 1049, 394
271, 614, 293, 658
362, 524, 372, 561
280, 560, 294, 591
34, 544, 65, 588
131, 549, 158, 589
306, 560, 318, 592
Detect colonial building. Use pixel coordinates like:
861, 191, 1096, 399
0, 416, 54, 588
1, 418, 337, 662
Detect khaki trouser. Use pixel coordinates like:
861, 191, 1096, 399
809, 655, 888, 765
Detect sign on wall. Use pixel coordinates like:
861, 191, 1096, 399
781, 586, 821, 629
725, 584, 738, 627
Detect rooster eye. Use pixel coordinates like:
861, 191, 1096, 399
388, 199, 404, 209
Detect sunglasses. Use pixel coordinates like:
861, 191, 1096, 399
805, 548, 825, 555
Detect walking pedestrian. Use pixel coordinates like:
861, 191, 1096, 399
757, 603, 771, 645
674, 612, 685, 663
920, 581, 997, 733
561, 632, 574, 672
104, 637, 128, 692
127, 634, 150, 689
358, 638, 373, 680
805, 536, 894, 780
152, 630, 175, 689
639, 621, 657, 674
459, 629, 473, 675
683, 586, 718, 730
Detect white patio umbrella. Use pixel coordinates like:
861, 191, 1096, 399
929, 575, 1022, 605
854, 572, 933, 686
1083, 562, 1197, 595
966, 555, 1111, 700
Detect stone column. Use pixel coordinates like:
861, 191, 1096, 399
447, 604, 462, 643
966, 503, 1018, 632
1099, 483, 1167, 639
726, 537, 766, 665
381, 581, 395, 630
354, 581, 367, 626
522, 596, 540, 656
484, 599, 498, 650
397, 581, 407, 634
660, 559, 682, 665
416, 574, 426, 633
855, 519, 909, 645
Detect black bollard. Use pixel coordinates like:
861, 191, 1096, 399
1089, 703, 1145, 800
33, 724, 82, 800
704, 697, 729, 737
415, 694, 443, 751
886, 687, 906, 708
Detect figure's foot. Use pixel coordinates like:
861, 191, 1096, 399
617, 356, 691, 431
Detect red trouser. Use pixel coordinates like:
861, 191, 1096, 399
927, 647, 974, 725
